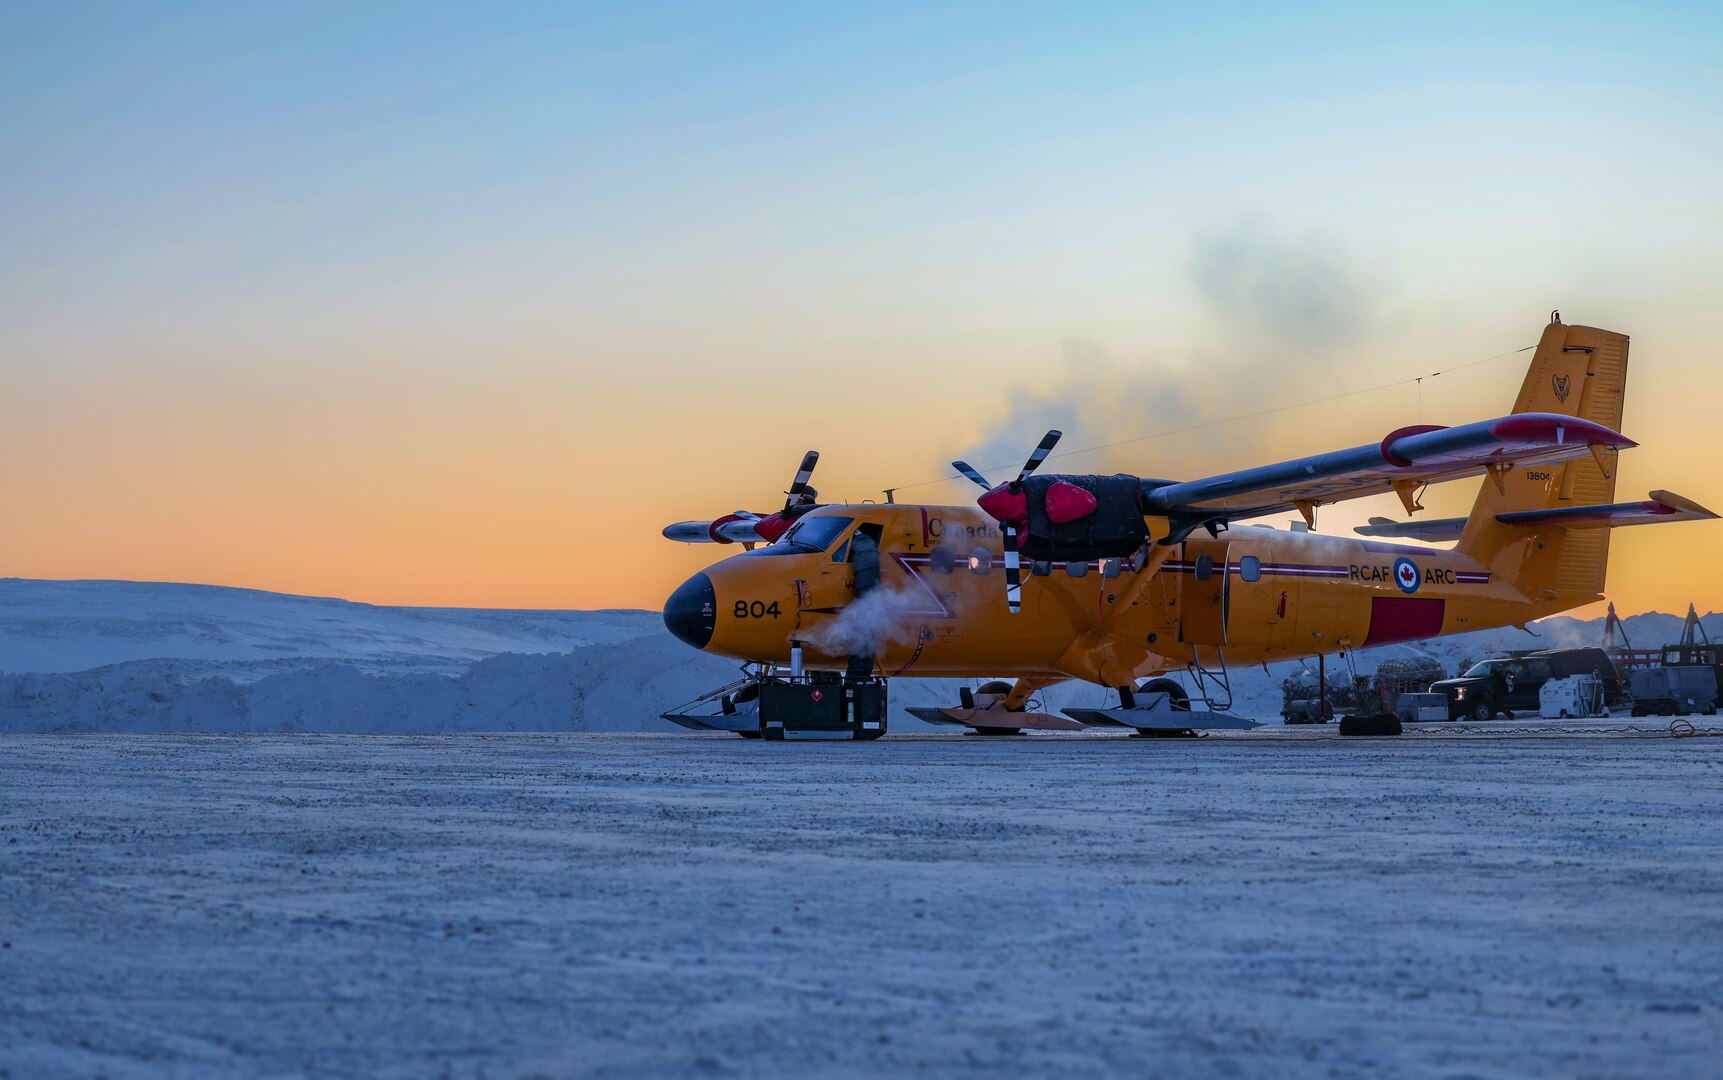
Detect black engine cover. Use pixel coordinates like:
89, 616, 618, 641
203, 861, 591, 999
1020, 474, 1147, 561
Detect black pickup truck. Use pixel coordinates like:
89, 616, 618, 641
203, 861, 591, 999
1430, 647, 1622, 721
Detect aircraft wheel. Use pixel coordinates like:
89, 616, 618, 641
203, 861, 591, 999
970, 679, 1026, 717
966, 680, 1025, 735
1136, 678, 1190, 711
1466, 696, 1494, 723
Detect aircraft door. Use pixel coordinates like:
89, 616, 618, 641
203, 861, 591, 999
790, 520, 865, 645
1225, 540, 1288, 644
1179, 540, 1230, 646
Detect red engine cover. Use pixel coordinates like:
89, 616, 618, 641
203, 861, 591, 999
1043, 480, 1098, 524
977, 486, 1028, 527
751, 513, 792, 543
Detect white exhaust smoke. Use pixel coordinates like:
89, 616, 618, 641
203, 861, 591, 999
801, 586, 927, 658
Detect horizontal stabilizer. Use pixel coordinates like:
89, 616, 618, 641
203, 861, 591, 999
1144, 413, 1634, 521
1354, 516, 1468, 542
1496, 489, 1718, 530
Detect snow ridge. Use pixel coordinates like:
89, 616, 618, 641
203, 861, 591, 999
2, 579, 1714, 733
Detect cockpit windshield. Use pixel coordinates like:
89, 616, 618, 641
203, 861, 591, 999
745, 515, 855, 557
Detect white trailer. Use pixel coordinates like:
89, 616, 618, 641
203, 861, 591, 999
1540, 675, 1607, 719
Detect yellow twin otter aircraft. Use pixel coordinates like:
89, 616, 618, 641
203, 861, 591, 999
662, 316, 1714, 736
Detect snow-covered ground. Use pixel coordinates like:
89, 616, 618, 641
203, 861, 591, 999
2, 732, 1719, 1077
2, 578, 1718, 733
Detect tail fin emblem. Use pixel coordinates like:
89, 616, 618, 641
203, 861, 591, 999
1552, 374, 1572, 403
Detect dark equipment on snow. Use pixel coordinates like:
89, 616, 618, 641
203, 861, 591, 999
662, 666, 888, 741
758, 674, 888, 740
1339, 714, 1403, 736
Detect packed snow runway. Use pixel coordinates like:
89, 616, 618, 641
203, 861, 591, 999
3, 733, 1721, 1078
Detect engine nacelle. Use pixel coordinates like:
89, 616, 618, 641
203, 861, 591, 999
976, 474, 1151, 561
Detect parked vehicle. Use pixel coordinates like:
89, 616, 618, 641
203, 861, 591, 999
1606, 603, 1721, 715
1628, 664, 1718, 717
1652, 604, 1723, 709
1431, 647, 1621, 721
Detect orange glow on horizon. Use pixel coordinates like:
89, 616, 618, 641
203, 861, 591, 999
7, 4, 1723, 617
4, 324, 1719, 617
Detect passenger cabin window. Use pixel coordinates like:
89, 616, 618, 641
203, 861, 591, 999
1239, 556, 1261, 582
1194, 554, 1214, 581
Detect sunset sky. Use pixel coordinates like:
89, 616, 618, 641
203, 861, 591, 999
4, 3, 1721, 614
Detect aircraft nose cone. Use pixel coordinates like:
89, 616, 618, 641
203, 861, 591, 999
663, 572, 717, 650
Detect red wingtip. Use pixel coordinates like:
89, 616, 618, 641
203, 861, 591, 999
1488, 413, 1637, 449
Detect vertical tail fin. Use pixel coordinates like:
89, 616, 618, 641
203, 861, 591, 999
1457, 315, 1630, 601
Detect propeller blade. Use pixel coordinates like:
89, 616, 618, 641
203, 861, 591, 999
1003, 524, 1022, 614
951, 461, 993, 490
783, 451, 819, 511
1011, 430, 1062, 490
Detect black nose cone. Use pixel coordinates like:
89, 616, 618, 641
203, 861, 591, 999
664, 572, 717, 649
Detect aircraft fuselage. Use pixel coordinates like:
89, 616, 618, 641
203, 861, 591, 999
663, 503, 1573, 688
